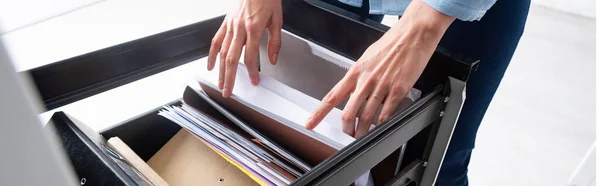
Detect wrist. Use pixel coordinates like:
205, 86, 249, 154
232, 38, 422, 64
389, 0, 455, 41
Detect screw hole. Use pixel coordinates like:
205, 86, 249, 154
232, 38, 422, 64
218, 178, 224, 182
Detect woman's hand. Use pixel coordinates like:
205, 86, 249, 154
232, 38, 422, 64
305, 0, 455, 138
207, 0, 283, 98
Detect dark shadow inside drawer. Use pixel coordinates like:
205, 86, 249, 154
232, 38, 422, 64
100, 100, 183, 161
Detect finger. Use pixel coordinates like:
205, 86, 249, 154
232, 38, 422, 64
377, 84, 408, 124
219, 51, 226, 89
340, 67, 376, 136
340, 86, 371, 136
267, 10, 282, 65
208, 21, 227, 71
305, 77, 355, 130
354, 86, 387, 138
377, 95, 403, 125
244, 24, 263, 86
219, 19, 234, 90
223, 24, 247, 98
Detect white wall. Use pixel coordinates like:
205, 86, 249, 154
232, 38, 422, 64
532, 0, 596, 18
0, 0, 101, 34
0, 0, 595, 35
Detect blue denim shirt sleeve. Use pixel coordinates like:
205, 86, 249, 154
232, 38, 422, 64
422, 0, 497, 21
338, 0, 497, 21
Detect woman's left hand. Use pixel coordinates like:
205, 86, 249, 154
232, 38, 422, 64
304, 0, 455, 138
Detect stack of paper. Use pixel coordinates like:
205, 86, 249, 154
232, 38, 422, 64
194, 63, 421, 151
159, 104, 307, 186
166, 62, 422, 185
159, 61, 421, 185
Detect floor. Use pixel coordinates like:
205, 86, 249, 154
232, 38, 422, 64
1, 1, 596, 185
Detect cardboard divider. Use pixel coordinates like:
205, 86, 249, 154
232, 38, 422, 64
199, 83, 337, 167
147, 129, 260, 186
176, 103, 300, 181
107, 137, 169, 186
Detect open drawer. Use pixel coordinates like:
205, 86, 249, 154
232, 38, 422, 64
34, 0, 478, 185
47, 75, 467, 186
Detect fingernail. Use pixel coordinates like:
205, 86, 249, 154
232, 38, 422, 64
353, 131, 361, 138
271, 53, 278, 64
218, 80, 224, 89
222, 88, 230, 98
343, 128, 354, 136
305, 118, 314, 129
378, 118, 386, 124
251, 79, 259, 86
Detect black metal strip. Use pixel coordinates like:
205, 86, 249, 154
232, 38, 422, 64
291, 88, 444, 185
299, 0, 479, 71
47, 112, 138, 185
385, 160, 425, 186
283, 0, 478, 94
26, 16, 224, 111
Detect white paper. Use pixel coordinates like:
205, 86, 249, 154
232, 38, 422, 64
196, 62, 420, 186
197, 64, 356, 148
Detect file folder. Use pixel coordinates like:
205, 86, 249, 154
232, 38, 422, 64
149, 56, 422, 185
34, 0, 477, 184
147, 129, 260, 186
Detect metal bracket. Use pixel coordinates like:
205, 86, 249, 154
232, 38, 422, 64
420, 77, 467, 186
386, 160, 426, 186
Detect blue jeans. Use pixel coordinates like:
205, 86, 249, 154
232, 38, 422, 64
323, 0, 531, 185
435, 1, 530, 185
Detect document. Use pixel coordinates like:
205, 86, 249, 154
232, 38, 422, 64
187, 90, 312, 172
158, 60, 422, 186
195, 63, 421, 150
195, 64, 355, 149
159, 105, 294, 186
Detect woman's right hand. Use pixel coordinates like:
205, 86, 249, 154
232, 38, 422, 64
207, 0, 283, 98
